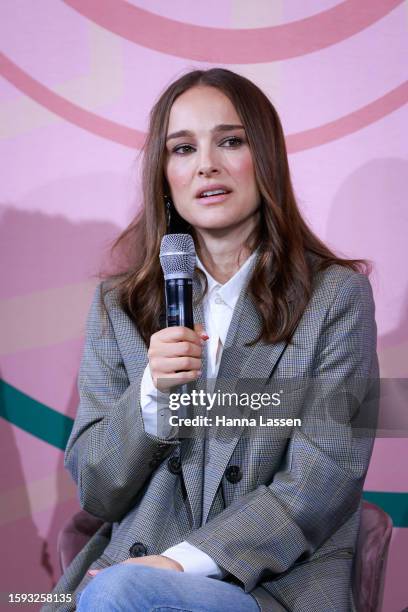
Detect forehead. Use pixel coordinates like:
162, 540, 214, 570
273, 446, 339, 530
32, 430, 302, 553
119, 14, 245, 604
167, 86, 241, 132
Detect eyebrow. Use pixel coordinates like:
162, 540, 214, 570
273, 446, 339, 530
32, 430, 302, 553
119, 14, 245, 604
166, 124, 245, 142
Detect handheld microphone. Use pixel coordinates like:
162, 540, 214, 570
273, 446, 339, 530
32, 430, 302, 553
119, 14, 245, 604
159, 234, 197, 433
159, 234, 196, 329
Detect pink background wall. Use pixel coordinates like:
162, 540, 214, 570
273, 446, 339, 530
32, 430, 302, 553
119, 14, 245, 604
0, 1, 407, 610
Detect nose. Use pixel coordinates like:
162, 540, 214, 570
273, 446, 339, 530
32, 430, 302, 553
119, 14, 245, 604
198, 165, 219, 177
197, 145, 220, 177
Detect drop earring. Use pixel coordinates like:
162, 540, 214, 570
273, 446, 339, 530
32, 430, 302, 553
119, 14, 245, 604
164, 194, 172, 230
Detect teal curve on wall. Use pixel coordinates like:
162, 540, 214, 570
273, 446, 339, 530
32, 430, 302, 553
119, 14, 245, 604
1, 379, 407, 528
0, 378, 72, 451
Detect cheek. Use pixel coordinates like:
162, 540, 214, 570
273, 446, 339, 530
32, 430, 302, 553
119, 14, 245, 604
229, 154, 257, 189
166, 161, 191, 192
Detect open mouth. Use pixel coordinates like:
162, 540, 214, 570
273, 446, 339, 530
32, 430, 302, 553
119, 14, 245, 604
198, 188, 230, 198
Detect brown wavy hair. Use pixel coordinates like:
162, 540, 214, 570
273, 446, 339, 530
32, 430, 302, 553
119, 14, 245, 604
105, 68, 370, 346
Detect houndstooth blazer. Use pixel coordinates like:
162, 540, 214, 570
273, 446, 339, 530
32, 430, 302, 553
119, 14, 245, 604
45, 257, 379, 612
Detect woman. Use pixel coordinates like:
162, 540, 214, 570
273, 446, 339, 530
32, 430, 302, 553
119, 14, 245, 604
48, 69, 378, 612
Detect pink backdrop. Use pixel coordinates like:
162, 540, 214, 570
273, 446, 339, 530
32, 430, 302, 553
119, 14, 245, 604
0, 1, 407, 610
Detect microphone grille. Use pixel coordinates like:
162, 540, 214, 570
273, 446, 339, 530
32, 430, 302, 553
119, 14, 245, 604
159, 233, 196, 278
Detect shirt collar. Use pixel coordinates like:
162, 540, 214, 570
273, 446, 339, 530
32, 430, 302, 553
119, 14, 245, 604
196, 250, 258, 309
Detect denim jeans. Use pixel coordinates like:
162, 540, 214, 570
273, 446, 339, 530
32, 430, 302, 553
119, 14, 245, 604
77, 564, 260, 612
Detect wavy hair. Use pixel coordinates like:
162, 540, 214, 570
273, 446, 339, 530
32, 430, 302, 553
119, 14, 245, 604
105, 68, 370, 346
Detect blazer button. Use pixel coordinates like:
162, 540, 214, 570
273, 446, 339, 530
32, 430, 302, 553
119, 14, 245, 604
225, 465, 242, 484
167, 457, 182, 475
129, 542, 147, 557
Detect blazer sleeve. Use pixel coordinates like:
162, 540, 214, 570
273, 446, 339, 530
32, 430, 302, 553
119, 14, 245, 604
64, 283, 179, 523
185, 272, 379, 592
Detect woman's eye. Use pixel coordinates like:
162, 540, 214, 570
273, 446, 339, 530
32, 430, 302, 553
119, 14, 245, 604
220, 136, 244, 147
172, 144, 195, 155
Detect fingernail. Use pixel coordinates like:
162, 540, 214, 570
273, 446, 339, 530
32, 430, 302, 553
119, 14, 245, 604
88, 569, 99, 576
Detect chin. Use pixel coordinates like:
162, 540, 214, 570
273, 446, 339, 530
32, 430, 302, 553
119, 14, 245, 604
193, 222, 246, 235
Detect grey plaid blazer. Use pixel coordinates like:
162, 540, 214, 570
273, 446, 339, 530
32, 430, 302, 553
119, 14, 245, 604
46, 259, 378, 612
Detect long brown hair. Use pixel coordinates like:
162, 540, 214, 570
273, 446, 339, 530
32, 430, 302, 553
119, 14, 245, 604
105, 68, 370, 346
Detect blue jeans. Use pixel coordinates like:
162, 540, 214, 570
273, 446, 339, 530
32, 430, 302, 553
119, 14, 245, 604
77, 564, 260, 612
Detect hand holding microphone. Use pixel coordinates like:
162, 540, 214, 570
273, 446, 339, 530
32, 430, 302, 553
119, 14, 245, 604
148, 233, 208, 393
148, 324, 208, 392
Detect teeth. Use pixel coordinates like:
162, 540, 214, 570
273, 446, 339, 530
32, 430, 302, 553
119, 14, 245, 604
200, 189, 227, 197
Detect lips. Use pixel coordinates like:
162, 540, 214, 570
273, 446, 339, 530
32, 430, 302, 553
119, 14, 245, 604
195, 184, 232, 199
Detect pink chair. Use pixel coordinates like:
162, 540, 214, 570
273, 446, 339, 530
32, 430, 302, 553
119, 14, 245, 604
352, 501, 393, 612
57, 510, 103, 575
58, 500, 392, 611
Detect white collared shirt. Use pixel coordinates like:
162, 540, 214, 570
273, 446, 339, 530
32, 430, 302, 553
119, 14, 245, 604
140, 251, 257, 578
195, 251, 257, 381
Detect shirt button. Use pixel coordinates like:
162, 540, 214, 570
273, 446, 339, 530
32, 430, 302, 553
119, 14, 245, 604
214, 296, 223, 305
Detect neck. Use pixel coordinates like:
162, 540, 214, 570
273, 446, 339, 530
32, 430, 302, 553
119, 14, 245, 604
194, 226, 257, 284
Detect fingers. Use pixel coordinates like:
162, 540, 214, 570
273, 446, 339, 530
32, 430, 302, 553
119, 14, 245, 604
152, 326, 205, 346
153, 367, 202, 391
152, 356, 202, 374
148, 325, 209, 391
151, 340, 202, 359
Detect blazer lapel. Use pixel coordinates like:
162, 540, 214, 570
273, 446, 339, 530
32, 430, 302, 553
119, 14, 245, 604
201, 282, 288, 524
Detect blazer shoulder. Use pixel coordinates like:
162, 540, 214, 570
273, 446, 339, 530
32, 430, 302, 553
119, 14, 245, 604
311, 262, 374, 311
86, 279, 130, 337
100, 278, 123, 310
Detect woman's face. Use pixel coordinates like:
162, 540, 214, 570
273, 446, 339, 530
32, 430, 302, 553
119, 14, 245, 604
164, 86, 260, 237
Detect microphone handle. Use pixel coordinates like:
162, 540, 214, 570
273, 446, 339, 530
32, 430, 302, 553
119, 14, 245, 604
164, 278, 194, 329
164, 278, 194, 430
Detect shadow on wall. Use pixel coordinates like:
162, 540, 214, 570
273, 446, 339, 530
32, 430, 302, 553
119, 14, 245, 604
0, 209, 123, 300
326, 157, 408, 612
0, 170, 134, 415
0, 172, 135, 596
326, 157, 408, 361
326, 157, 408, 429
